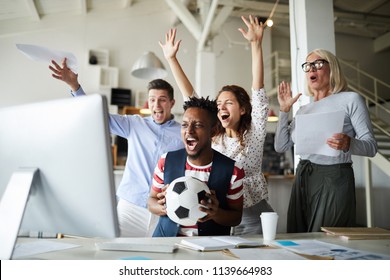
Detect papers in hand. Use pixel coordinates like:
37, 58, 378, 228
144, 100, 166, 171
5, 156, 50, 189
179, 236, 264, 251
16, 44, 78, 73
295, 110, 344, 157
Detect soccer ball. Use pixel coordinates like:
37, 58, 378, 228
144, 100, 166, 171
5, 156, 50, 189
165, 176, 210, 226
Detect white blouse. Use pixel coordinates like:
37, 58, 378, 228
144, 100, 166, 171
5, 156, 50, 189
212, 88, 269, 208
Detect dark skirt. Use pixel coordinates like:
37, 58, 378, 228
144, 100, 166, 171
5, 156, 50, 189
287, 160, 356, 233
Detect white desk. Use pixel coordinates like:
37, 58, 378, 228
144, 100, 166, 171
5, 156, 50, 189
13, 232, 390, 260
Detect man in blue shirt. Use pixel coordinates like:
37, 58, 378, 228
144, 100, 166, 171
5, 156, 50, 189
49, 58, 184, 237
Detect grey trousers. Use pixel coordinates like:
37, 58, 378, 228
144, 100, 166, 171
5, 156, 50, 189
287, 160, 356, 233
232, 199, 274, 236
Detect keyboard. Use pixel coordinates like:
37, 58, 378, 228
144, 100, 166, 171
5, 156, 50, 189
95, 241, 177, 253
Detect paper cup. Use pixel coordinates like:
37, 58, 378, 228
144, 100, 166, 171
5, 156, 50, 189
260, 212, 278, 241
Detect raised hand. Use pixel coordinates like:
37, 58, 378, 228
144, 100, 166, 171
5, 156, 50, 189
159, 28, 194, 98
277, 81, 302, 112
238, 14, 265, 43
159, 28, 182, 60
49, 58, 79, 92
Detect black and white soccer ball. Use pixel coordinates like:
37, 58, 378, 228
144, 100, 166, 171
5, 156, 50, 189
165, 176, 210, 226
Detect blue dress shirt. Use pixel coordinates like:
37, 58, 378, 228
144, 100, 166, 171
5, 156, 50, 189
72, 87, 184, 208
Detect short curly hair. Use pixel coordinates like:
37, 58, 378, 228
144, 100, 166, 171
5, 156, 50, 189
183, 96, 218, 127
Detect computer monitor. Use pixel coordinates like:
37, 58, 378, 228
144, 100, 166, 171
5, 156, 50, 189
0, 94, 120, 259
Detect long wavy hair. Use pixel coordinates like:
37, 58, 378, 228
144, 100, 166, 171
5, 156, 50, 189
213, 85, 252, 147
305, 49, 348, 96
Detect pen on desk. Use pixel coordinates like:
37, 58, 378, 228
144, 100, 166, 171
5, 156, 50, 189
28, 231, 63, 239
236, 244, 269, 248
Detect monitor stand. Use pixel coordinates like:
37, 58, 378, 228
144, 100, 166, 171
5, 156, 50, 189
0, 168, 38, 260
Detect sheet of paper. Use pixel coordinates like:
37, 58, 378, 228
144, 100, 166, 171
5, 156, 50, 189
16, 44, 78, 73
12, 239, 80, 259
295, 110, 344, 157
228, 248, 306, 260
212, 236, 263, 246
273, 239, 390, 260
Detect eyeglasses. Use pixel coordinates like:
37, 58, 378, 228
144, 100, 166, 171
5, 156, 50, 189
301, 59, 328, 73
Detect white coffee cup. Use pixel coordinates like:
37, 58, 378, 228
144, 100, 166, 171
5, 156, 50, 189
260, 212, 278, 242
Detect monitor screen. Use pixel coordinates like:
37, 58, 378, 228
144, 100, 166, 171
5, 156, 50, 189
0, 94, 120, 256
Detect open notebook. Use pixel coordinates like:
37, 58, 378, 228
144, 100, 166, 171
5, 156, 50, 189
179, 236, 265, 251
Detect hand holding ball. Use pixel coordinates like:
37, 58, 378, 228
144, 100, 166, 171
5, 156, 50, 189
165, 176, 210, 226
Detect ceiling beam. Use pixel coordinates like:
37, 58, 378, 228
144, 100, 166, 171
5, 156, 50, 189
219, 0, 289, 14
334, 11, 390, 27
197, 0, 219, 51
170, 0, 191, 27
210, 5, 234, 35
374, 31, 390, 53
167, 0, 283, 49
24, 0, 40, 21
165, 0, 202, 40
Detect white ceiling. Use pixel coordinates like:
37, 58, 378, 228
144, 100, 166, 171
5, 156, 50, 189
1, 0, 390, 45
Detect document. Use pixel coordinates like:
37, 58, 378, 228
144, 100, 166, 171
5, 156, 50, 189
295, 110, 344, 157
16, 43, 78, 73
12, 239, 80, 259
227, 248, 307, 260
273, 239, 390, 260
179, 236, 265, 251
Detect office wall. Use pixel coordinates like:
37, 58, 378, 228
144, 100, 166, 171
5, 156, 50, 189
0, 6, 389, 228
0, 8, 257, 113
0, 6, 185, 109
1, 9, 389, 108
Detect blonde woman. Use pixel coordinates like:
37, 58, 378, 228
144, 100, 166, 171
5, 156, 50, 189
275, 49, 377, 232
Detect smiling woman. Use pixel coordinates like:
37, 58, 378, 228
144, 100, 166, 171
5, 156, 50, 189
158, 16, 274, 236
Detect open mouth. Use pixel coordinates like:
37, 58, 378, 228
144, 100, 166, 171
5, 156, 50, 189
310, 75, 317, 82
221, 113, 229, 121
186, 137, 198, 151
154, 110, 163, 118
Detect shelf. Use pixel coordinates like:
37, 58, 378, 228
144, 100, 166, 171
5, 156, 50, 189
99, 66, 118, 88
88, 49, 109, 66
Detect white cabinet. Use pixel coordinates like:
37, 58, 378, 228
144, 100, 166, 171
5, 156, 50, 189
99, 67, 118, 88
88, 49, 118, 89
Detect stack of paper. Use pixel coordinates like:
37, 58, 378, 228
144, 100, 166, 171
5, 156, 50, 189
321, 227, 390, 240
